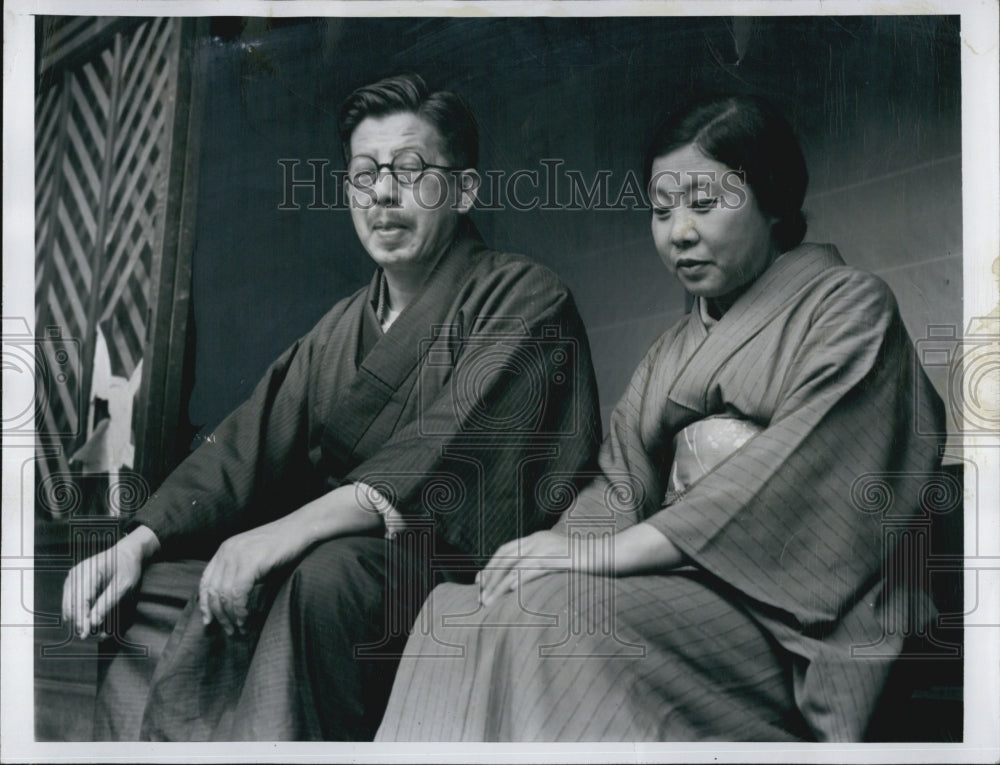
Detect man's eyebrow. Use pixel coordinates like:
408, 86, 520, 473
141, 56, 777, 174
351, 146, 434, 158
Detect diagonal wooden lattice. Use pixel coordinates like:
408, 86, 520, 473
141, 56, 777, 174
101, 17, 174, 381
34, 18, 179, 517
34, 86, 61, 301
35, 51, 114, 493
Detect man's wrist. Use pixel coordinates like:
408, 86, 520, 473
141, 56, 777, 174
124, 524, 161, 560
353, 482, 393, 518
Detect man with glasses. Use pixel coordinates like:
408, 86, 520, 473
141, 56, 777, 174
65, 73, 601, 740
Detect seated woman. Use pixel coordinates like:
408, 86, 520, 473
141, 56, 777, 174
374, 95, 945, 742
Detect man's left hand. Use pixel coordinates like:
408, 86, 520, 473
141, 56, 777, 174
198, 521, 300, 636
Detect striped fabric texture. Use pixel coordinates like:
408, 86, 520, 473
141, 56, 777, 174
376, 244, 946, 742
96, 223, 602, 739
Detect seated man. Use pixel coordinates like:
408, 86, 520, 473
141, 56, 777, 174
62, 73, 601, 741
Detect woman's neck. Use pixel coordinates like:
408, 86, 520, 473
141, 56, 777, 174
705, 245, 782, 320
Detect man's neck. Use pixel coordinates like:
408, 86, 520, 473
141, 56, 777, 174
382, 244, 449, 315
382, 220, 464, 314
382, 278, 418, 317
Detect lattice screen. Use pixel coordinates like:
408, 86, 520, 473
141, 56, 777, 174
35, 17, 182, 517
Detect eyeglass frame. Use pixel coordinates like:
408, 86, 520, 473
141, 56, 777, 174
345, 151, 463, 188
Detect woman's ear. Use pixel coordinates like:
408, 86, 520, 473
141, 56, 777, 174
454, 169, 481, 214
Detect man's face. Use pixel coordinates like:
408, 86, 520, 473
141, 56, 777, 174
346, 112, 471, 277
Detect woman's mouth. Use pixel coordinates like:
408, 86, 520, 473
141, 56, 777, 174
676, 258, 711, 272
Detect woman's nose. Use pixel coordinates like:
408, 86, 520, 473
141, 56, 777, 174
670, 208, 698, 245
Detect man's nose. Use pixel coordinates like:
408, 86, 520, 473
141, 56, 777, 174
372, 169, 400, 206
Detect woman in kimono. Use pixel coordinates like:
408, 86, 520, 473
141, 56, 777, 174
374, 95, 945, 742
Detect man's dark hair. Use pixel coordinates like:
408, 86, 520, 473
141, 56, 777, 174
338, 73, 479, 169
643, 95, 809, 252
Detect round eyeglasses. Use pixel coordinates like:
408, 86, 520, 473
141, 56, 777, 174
346, 151, 459, 188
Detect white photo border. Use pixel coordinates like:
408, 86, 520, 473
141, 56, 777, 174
3, 1, 998, 762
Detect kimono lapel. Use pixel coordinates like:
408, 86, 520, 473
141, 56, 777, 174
321, 222, 487, 473
666, 244, 844, 414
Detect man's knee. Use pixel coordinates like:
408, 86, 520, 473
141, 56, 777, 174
286, 535, 389, 620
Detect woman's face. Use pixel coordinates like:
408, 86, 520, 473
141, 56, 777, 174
649, 143, 777, 302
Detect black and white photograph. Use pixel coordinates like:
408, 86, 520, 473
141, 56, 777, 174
2, 1, 998, 761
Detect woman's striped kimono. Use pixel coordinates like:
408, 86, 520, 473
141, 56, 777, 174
375, 243, 946, 742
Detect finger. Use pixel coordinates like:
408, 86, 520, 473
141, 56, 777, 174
219, 588, 244, 635
203, 589, 222, 632
516, 566, 551, 589
480, 560, 522, 607
87, 581, 118, 638
67, 562, 88, 635
209, 590, 235, 636
210, 557, 239, 636
61, 566, 78, 625
230, 593, 251, 634
478, 540, 530, 602
74, 574, 89, 636
198, 582, 213, 627
477, 544, 514, 588
477, 562, 509, 605
481, 570, 516, 609
198, 559, 219, 626
73, 558, 100, 637
481, 553, 521, 597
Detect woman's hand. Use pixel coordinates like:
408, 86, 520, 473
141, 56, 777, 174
477, 523, 686, 608
198, 519, 304, 636
477, 530, 573, 608
61, 525, 159, 639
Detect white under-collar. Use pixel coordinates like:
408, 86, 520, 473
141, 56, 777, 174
697, 297, 719, 330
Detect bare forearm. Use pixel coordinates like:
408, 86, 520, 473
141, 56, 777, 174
271, 483, 383, 554
609, 522, 685, 576
196, 484, 384, 634
480, 523, 687, 606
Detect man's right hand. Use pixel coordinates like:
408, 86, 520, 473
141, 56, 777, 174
61, 525, 160, 639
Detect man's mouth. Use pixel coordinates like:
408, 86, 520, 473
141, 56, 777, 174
371, 219, 408, 232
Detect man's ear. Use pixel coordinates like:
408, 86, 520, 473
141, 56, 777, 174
453, 169, 481, 214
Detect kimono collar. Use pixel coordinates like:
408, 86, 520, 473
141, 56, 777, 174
370, 271, 392, 330
696, 296, 719, 331
358, 216, 487, 393
667, 243, 846, 413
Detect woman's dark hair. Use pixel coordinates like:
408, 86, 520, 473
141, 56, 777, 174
338, 73, 478, 169
643, 95, 808, 252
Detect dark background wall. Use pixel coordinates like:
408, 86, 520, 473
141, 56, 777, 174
184, 15, 961, 443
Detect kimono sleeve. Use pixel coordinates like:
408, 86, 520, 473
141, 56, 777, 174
550, 328, 677, 534
345, 268, 602, 563
131, 307, 344, 556
644, 271, 946, 627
